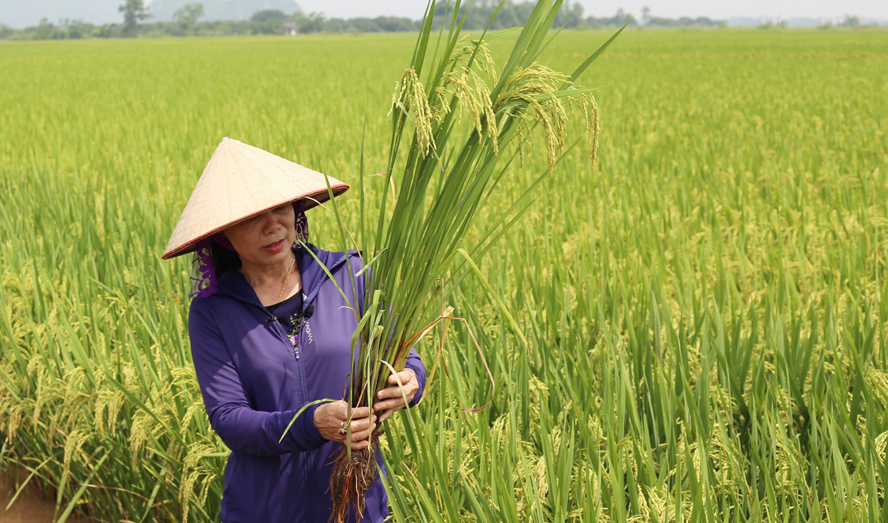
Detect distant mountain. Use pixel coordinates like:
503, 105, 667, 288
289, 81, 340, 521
0, 0, 301, 28
726, 17, 760, 27
0, 0, 123, 28
784, 17, 821, 27
726, 16, 822, 27
148, 0, 302, 22
862, 17, 888, 26
726, 15, 888, 28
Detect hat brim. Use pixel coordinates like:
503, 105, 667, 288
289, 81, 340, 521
162, 137, 351, 260
161, 184, 348, 260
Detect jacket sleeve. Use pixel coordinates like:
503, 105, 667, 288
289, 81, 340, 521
404, 348, 427, 407
189, 298, 327, 457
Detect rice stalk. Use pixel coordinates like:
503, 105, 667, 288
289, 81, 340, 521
317, 0, 621, 518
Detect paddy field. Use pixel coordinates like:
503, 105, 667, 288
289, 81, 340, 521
1, 28, 887, 521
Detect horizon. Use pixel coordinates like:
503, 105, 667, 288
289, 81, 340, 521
292, 0, 888, 22
1, 0, 887, 29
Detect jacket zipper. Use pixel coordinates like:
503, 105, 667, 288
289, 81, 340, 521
263, 290, 311, 363
293, 292, 309, 361
265, 313, 298, 361
264, 310, 307, 402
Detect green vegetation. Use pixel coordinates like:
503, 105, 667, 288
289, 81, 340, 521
2, 0, 884, 40
119, 0, 151, 35
173, 4, 206, 27
1, 25, 887, 523
318, 4, 616, 518
149, 0, 300, 22
0, 0, 637, 40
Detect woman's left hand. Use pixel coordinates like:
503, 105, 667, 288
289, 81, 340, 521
374, 368, 419, 422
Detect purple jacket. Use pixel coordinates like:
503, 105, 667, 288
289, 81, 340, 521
188, 244, 426, 523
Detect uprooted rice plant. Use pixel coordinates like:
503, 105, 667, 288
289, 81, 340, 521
313, 3, 618, 519
1, 21, 888, 523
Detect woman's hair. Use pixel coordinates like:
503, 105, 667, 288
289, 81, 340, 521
211, 239, 242, 279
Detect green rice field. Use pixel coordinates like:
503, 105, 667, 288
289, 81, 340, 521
2, 27, 888, 521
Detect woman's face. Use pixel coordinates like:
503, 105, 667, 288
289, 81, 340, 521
222, 204, 296, 269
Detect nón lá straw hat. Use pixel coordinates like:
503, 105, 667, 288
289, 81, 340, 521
162, 137, 349, 260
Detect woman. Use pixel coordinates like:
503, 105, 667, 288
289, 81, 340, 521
163, 138, 426, 522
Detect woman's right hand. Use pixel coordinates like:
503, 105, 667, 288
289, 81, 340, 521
313, 400, 377, 450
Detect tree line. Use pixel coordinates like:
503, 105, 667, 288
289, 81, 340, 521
2, 0, 731, 40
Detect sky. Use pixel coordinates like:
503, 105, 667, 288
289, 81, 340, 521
292, 0, 888, 21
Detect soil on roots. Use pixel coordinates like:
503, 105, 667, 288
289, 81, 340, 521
329, 432, 380, 523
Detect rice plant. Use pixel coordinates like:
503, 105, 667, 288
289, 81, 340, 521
312, 2, 623, 518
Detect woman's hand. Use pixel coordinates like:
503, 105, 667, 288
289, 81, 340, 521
374, 368, 419, 422
313, 400, 377, 450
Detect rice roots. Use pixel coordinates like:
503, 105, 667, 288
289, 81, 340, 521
329, 432, 380, 523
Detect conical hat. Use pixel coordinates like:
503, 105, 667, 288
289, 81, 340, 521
162, 137, 348, 259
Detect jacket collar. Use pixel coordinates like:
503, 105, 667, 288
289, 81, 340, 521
214, 243, 351, 308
